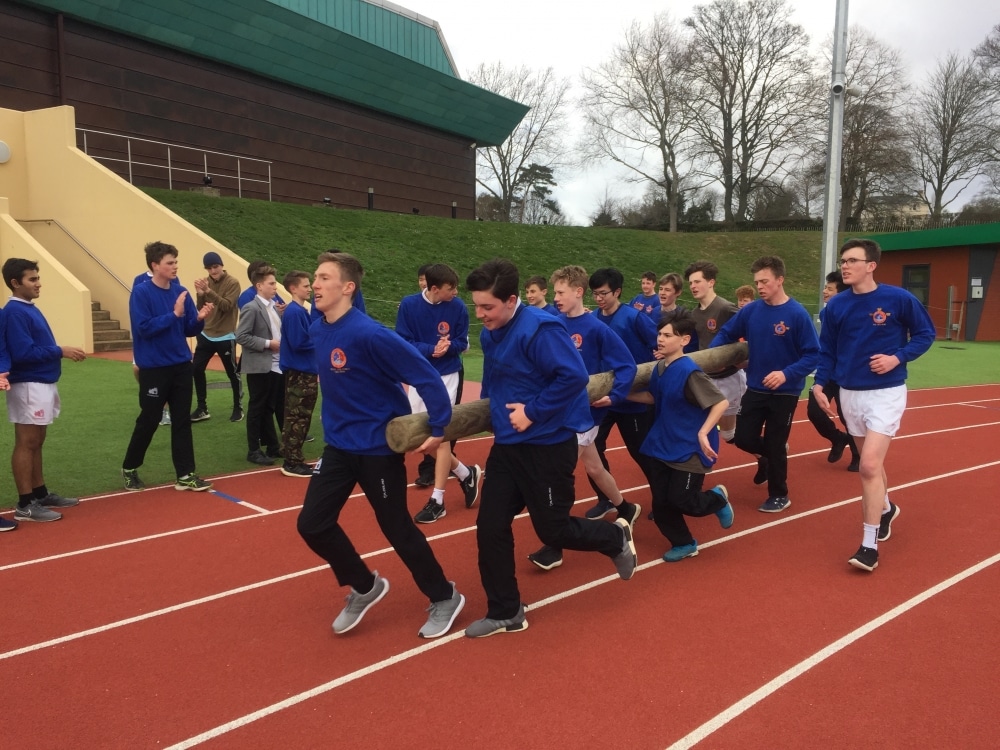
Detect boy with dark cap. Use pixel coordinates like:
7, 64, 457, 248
191, 251, 243, 423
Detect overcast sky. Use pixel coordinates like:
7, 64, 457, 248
411, 0, 995, 224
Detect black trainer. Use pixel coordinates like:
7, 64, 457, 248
414, 498, 446, 524
527, 545, 563, 571
878, 502, 900, 542
828, 432, 849, 463
585, 497, 617, 520
229, 407, 245, 423
848, 545, 879, 572
847, 456, 860, 472
753, 457, 768, 485
460, 464, 482, 509
247, 450, 274, 466
190, 408, 211, 422
413, 473, 435, 488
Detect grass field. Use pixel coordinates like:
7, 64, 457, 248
1, 340, 994, 508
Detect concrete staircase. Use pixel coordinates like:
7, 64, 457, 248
91, 301, 132, 352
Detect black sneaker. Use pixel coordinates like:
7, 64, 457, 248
460, 465, 482, 509
753, 457, 769, 485
247, 450, 275, 466
527, 544, 563, 571
617, 502, 642, 533
847, 457, 860, 472
281, 462, 314, 478
190, 408, 211, 422
848, 545, 878, 572
585, 497, 617, 520
229, 407, 244, 423
38, 492, 79, 508
878, 502, 900, 542
414, 498, 446, 524
123, 468, 146, 492
828, 433, 849, 463
413, 473, 435, 488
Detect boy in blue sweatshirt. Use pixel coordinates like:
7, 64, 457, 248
464, 259, 637, 638
0, 309, 12, 532
631, 314, 734, 561
813, 239, 935, 572
712, 256, 820, 513
627, 270, 660, 320
2, 259, 86, 523
278, 270, 317, 477
296, 251, 465, 639
395, 263, 480, 523
526, 265, 640, 571
122, 242, 214, 492
584, 267, 659, 520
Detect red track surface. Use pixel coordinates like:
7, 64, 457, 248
2, 384, 999, 749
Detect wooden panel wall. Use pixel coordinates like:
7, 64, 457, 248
0, 0, 477, 218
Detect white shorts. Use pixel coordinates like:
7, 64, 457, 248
408, 371, 461, 413
577, 424, 600, 447
7, 382, 61, 425
839, 385, 907, 438
713, 370, 747, 417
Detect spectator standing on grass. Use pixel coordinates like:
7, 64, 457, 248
296, 251, 465, 638
711, 256, 820, 514
584, 267, 658, 521
630, 314, 734, 562
813, 238, 935, 573
278, 270, 318, 478
395, 263, 481, 524
132, 266, 178, 427
190, 252, 243, 424
685, 260, 746, 445
122, 242, 214, 492
526, 265, 641, 572
0, 309, 13, 532
2, 260, 83, 524
236, 265, 285, 466
463, 258, 637, 638
627, 270, 660, 321
807, 270, 860, 472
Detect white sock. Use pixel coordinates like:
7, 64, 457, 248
453, 463, 470, 482
883, 495, 891, 513
720, 429, 735, 442
862, 523, 878, 549
431, 488, 445, 503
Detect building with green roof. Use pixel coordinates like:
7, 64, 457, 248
1, 0, 528, 217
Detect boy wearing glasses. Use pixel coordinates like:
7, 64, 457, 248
812, 239, 935, 572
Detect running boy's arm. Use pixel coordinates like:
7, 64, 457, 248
591, 324, 638, 409
520, 325, 590, 426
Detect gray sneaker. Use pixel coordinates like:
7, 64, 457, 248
465, 604, 529, 638
14, 500, 62, 522
333, 573, 390, 634
612, 517, 637, 580
418, 583, 465, 638
39, 492, 80, 508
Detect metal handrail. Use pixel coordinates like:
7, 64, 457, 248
76, 128, 272, 201
18, 218, 131, 292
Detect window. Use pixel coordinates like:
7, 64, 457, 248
902, 265, 930, 306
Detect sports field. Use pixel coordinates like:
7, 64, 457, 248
3, 384, 999, 748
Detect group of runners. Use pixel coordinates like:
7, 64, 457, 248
2, 238, 936, 642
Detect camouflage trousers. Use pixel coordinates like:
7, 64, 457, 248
281, 368, 318, 464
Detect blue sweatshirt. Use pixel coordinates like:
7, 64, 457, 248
312, 308, 451, 455
481, 303, 592, 445
596, 303, 657, 413
395, 291, 469, 376
560, 311, 637, 425
641, 356, 721, 469
0, 308, 10, 374
279, 300, 316, 374
4, 298, 61, 384
627, 293, 660, 321
130, 281, 204, 368
815, 284, 935, 391
712, 297, 819, 395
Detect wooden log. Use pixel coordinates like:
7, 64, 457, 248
384, 342, 749, 453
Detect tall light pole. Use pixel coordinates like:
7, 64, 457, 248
818, 0, 850, 324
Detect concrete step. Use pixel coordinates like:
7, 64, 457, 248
93, 329, 132, 343
93, 340, 133, 352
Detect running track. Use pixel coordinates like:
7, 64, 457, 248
2, 384, 999, 749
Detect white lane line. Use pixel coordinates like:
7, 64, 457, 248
665, 550, 1000, 750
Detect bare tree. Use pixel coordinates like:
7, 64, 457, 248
467, 63, 571, 222
908, 52, 998, 220
835, 27, 914, 229
578, 14, 698, 232
973, 24, 1000, 171
683, 0, 823, 224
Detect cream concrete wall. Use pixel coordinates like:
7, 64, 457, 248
0, 105, 252, 352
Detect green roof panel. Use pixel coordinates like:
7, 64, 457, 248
865, 223, 1000, 251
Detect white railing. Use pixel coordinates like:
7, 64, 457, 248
76, 129, 272, 200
